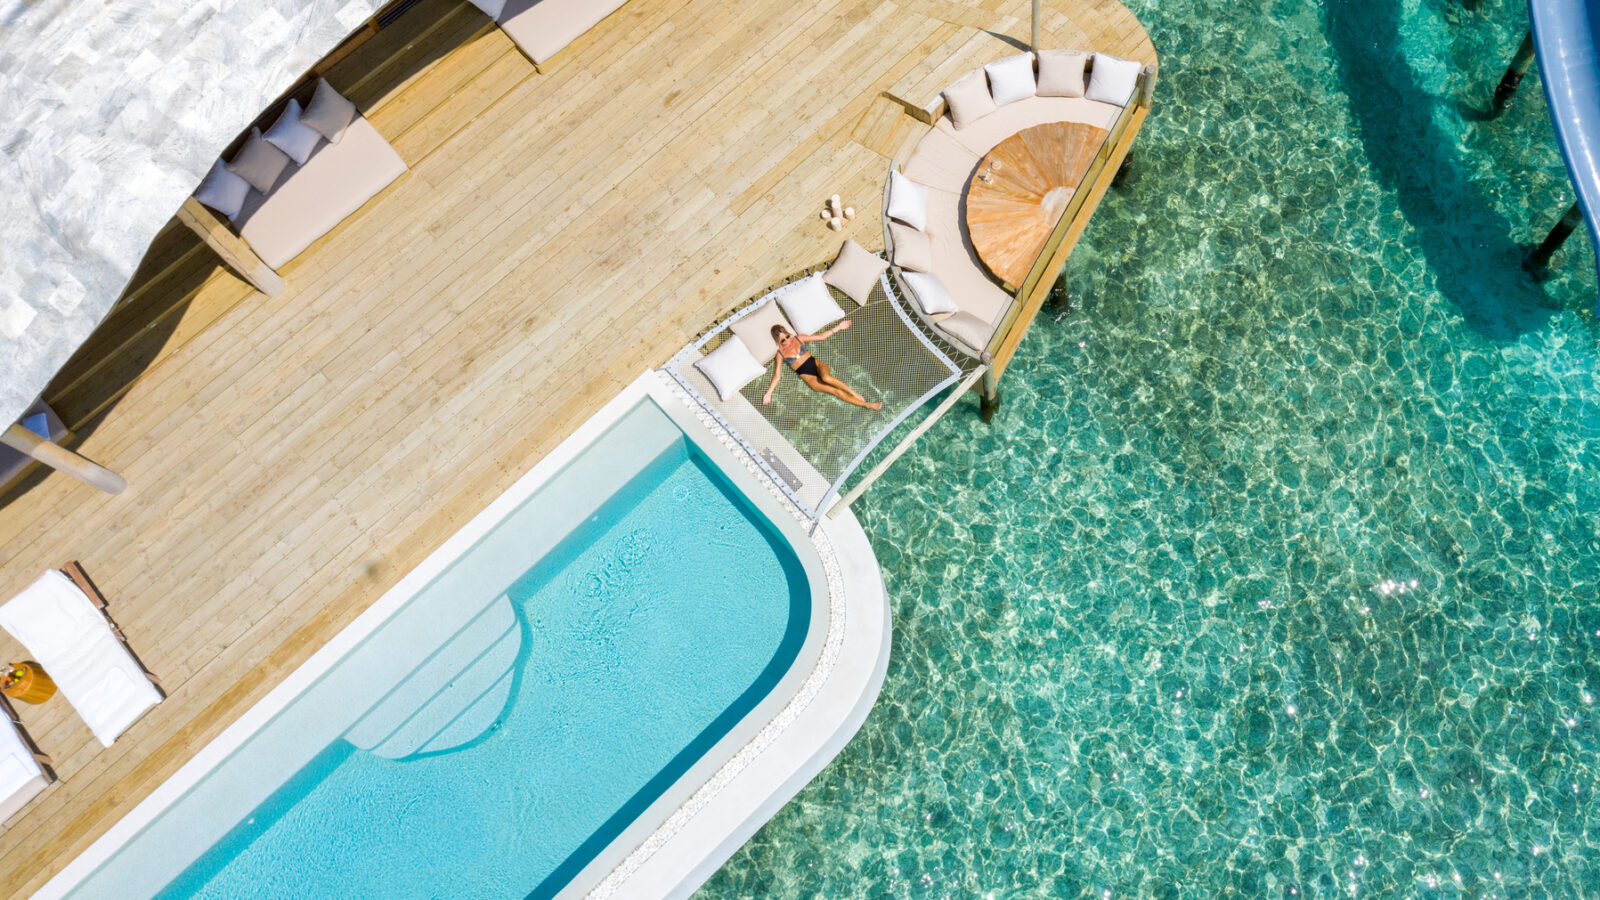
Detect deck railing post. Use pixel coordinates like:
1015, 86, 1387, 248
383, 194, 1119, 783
978, 353, 1000, 423
1524, 201, 1583, 273
1491, 30, 1536, 118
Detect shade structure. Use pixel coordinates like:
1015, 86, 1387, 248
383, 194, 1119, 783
0, 0, 387, 428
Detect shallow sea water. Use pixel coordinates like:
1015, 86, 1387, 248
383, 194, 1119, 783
698, 0, 1600, 896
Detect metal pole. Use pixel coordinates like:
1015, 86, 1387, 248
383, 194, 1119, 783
1524, 201, 1583, 273
1490, 30, 1536, 118
1, 424, 126, 494
1031, 0, 1041, 53
827, 365, 990, 518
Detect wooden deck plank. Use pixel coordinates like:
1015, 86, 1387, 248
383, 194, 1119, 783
0, 0, 1155, 893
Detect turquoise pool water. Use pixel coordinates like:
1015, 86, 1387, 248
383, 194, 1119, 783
700, 0, 1600, 896
64, 403, 814, 900
158, 445, 808, 899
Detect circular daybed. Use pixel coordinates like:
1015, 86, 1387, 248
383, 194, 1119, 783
882, 49, 1147, 357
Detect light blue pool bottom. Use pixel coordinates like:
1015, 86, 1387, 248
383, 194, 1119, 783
64, 399, 820, 899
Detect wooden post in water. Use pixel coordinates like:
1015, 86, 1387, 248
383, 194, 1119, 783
1, 425, 126, 494
979, 353, 1001, 423
1524, 201, 1583, 273
1491, 30, 1536, 118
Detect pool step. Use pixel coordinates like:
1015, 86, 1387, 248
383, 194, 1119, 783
344, 594, 522, 759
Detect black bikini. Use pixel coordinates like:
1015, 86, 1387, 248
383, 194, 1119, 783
781, 340, 821, 378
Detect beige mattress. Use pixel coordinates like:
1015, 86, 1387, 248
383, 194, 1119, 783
499, 0, 628, 65
234, 115, 407, 270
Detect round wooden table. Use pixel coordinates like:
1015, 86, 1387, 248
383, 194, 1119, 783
964, 121, 1109, 288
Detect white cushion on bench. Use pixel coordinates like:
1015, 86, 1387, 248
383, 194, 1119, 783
0, 716, 46, 825
234, 115, 407, 270
936, 95, 1121, 158
903, 127, 981, 194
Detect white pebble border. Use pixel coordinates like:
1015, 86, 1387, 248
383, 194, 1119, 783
585, 372, 850, 898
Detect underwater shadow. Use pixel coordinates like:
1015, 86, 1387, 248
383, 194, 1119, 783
1322, 0, 1557, 339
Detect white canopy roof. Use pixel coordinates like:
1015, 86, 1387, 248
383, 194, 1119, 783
0, 0, 385, 428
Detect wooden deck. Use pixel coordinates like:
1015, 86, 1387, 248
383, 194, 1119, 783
0, 0, 1153, 894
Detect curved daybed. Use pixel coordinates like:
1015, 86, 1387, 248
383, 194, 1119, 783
883, 50, 1147, 356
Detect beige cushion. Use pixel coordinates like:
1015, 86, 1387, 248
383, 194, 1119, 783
903, 127, 981, 193
301, 78, 358, 144
499, 0, 627, 65
226, 128, 291, 194
469, 0, 507, 17
263, 99, 324, 165
985, 53, 1036, 107
1037, 50, 1089, 97
1086, 53, 1142, 106
935, 95, 1120, 158
728, 299, 796, 363
822, 240, 888, 307
942, 70, 997, 129
235, 116, 408, 269
922, 186, 1013, 324
889, 222, 933, 273
936, 311, 995, 353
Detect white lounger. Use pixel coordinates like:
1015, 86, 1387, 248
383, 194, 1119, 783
0, 566, 163, 748
0, 701, 50, 825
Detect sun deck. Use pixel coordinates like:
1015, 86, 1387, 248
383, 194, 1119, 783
0, 0, 1152, 894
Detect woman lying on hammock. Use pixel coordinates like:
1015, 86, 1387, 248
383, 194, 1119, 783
762, 322, 882, 410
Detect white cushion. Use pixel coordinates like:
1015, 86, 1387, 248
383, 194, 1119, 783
694, 336, 766, 401
935, 310, 995, 352
984, 54, 1036, 107
193, 160, 251, 220
1086, 53, 1142, 106
942, 69, 997, 129
1037, 49, 1090, 98
727, 299, 795, 362
468, 0, 507, 18
226, 128, 291, 194
822, 239, 888, 307
263, 99, 325, 166
886, 170, 930, 231
775, 274, 846, 335
300, 78, 358, 144
902, 270, 958, 316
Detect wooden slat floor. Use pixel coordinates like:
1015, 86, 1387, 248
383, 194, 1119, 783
0, 0, 1153, 894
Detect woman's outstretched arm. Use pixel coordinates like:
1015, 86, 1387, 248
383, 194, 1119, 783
761, 356, 784, 405
799, 319, 852, 343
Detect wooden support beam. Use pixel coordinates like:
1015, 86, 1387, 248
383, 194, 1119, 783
1491, 30, 1535, 119
1, 425, 126, 494
176, 198, 285, 297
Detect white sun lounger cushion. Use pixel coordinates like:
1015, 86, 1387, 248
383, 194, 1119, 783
775, 274, 846, 335
695, 336, 767, 401
985, 53, 1036, 107
1086, 53, 1142, 106
886, 170, 930, 231
0, 715, 46, 824
0, 572, 161, 748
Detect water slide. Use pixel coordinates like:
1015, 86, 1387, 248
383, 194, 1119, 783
1530, 0, 1600, 293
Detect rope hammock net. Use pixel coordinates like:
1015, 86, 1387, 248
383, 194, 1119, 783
665, 263, 982, 523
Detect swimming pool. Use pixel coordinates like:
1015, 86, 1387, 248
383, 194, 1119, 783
47, 388, 832, 899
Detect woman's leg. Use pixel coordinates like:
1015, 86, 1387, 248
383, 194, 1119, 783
801, 374, 882, 409
814, 360, 868, 403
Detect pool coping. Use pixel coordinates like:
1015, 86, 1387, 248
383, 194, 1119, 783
33, 371, 889, 900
